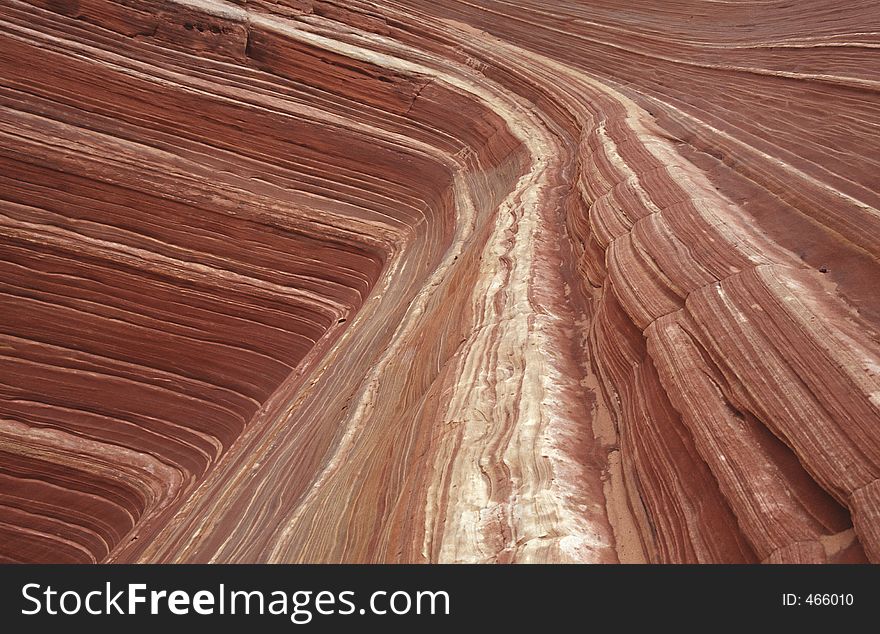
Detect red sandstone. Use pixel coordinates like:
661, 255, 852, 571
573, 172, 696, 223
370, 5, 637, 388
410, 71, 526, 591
0, 0, 878, 563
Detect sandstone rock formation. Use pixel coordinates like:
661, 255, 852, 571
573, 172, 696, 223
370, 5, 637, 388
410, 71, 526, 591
1, 0, 878, 563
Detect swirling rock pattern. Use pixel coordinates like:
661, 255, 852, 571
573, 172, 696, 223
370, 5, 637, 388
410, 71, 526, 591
0, 0, 877, 563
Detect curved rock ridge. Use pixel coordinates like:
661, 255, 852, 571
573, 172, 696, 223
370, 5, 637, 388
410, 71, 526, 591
0, 0, 877, 563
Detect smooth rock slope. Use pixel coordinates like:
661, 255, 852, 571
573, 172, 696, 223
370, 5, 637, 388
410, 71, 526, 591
0, 0, 878, 563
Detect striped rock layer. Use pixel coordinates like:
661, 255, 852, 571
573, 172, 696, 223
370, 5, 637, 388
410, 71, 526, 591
0, 0, 878, 563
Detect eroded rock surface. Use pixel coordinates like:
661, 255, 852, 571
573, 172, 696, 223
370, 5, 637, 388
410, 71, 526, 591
1, 0, 878, 563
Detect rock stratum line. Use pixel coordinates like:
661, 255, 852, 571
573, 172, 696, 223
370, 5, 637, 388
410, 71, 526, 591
0, 0, 878, 563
